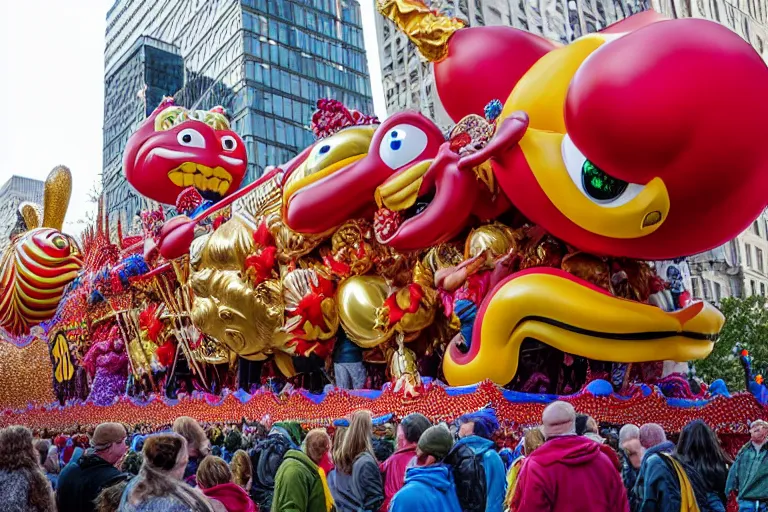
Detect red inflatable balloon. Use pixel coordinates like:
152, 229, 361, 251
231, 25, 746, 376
563, 19, 768, 258
434, 27, 555, 123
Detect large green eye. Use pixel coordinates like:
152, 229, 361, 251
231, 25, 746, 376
52, 235, 67, 249
582, 160, 628, 201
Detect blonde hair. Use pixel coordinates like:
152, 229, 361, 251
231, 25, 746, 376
230, 450, 252, 489
523, 428, 545, 456
197, 456, 232, 489
332, 427, 347, 467
337, 411, 374, 474
305, 428, 331, 464
173, 416, 208, 457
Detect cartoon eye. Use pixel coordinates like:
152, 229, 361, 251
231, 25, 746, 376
221, 135, 238, 151
51, 235, 67, 249
219, 309, 233, 321
177, 128, 206, 148
379, 124, 428, 169
561, 134, 644, 207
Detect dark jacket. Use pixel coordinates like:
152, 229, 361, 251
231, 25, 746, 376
327, 452, 383, 512
633, 441, 676, 506
56, 452, 128, 512
443, 441, 487, 512
183, 455, 201, 487
332, 331, 363, 363
389, 464, 462, 512
272, 449, 326, 512
454, 436, 505, 512
250, 433, 295, 510
620, 449, 640, 511
638, 454, 725, 512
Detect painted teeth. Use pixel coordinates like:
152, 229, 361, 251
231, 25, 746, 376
167, 163, 232, 195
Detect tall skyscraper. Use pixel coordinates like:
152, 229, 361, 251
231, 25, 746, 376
103, 0, 373, 226
375, 0, 768, 130
0, 176, 44, 252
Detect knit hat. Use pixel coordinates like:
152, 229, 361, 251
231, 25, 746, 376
91, 422, 127, 451
417, 424, 454, 461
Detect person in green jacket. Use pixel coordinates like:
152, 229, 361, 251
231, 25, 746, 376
272, 429, 332, 512
726, 419, 768, 511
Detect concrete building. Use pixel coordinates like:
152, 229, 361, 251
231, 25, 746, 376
689, 212, 768, 303
0, 176, 44, 252
375, 0, 768, 130
103, 0, 373, 227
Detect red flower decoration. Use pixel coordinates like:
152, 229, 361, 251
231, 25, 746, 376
310, 98, 378, 140
449, 132, 472, 153
245, 247, 277, 285
382, 284, 425, 327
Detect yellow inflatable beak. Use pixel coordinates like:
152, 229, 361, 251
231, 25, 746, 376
282, 125, 377, 205
443, 269, 723, 386
375, 160, 433, 211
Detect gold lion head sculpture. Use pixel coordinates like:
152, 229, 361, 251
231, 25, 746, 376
189, 217, 289, 360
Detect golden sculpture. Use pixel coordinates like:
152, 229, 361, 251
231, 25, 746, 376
377, 0, 465, 62
189, 218, 291, 361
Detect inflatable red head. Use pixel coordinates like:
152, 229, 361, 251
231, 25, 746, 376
282, 108, 444, 237
491, 16, 768, 259
123, 98, 248, 205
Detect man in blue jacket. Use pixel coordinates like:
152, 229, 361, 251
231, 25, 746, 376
390, 424, 462, 512
456, 409, 506, 512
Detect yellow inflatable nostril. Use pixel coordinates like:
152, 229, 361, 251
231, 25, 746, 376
642, 211, 663, 228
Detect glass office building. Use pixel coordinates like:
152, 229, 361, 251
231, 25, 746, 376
103, 37, 184, 228
103, 0, 373, 226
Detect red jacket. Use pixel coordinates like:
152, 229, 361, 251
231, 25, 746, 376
511, 435, 629, 512
380, 446, 417, 511
202, 482, 257, 512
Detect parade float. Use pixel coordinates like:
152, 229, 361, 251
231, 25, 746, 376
2, 3, 768, 439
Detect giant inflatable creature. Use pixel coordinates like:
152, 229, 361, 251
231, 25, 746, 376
373, 1, 768, 385
41, 6, 768, 397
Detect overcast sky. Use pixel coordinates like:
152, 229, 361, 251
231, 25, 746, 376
0, 0, 386, 234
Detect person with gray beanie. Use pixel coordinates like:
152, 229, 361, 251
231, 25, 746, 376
389, 424, 462, 512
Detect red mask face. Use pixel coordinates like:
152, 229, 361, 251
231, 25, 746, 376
123, 99, 248, 206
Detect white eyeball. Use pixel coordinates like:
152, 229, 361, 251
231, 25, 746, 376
561, 134, 644, 207
221, 135, 238, 151
177, 128, 206, 148
379, 124, 428, 170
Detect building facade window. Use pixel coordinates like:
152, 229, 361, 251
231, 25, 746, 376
714, 282, 722, 301
759, 248, 765, 272
746, 244, 753, 267
691, 277, 702, 299
752, 279, 757, 296
754, 220, 761, 236
762, 282, 766, 296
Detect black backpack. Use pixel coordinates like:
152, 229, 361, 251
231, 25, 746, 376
443, 442, 487, 512
248, 434, 293, 510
